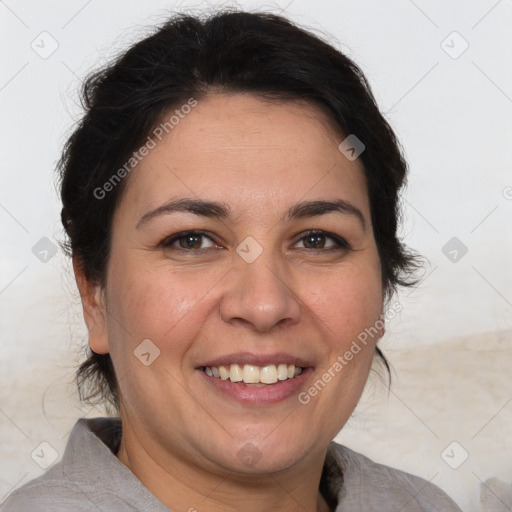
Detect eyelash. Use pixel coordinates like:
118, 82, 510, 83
159, 230, 351, 254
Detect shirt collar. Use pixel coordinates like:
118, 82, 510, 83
65, 417, 346, 511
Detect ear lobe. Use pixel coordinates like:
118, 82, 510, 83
72, 256, 110, 355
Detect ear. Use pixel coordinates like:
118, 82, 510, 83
376, 306, 386, 341
378, 322, 386, 340
72, 256, 110, 354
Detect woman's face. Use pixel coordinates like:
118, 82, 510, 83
87, 93, 384, 475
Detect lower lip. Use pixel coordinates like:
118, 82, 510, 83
197, 368, 313, 405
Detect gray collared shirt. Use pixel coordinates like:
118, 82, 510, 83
0, 417, 462, 511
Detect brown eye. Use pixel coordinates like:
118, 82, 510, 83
295, 231, 349, 251
178, 234, 203, 249
161, 231, 217, 251
302, 234, 328, 249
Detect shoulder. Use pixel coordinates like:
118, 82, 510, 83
0, 417, 129, 512
0, 466, 94, 512
327, 442, 463, 511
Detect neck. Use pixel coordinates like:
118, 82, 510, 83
116, 422, 332, 512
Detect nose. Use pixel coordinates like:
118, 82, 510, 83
219, 249, 301, 333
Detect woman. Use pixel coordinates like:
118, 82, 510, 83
1, 10, 462, 512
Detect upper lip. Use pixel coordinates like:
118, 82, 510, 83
197, 352, 313, 369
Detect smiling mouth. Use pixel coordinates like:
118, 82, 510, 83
201, 363, 304, 385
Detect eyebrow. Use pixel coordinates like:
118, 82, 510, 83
136, 198, 366, 230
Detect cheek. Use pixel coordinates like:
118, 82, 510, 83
103, 265, 216, 407
105, 258, 221, 355
308, 269, 382, 408
302, 263, 383, 348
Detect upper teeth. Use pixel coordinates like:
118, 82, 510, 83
203, 364, 303, 384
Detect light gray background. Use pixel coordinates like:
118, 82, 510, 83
1, 1, 511, 511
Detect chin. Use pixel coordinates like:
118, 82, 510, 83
214, 437, 313, 476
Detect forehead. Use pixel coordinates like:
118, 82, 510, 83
119, 93, 369, 220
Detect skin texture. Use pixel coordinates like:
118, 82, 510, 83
74, 93, 385, 512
